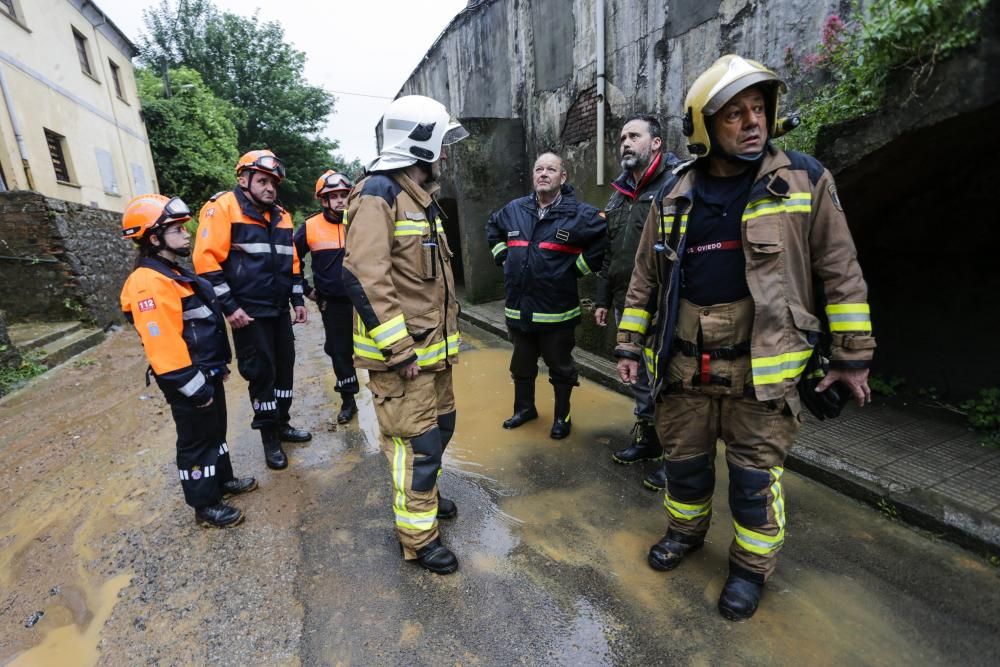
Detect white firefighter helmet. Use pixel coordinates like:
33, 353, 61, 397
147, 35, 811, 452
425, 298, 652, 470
682, 55, 786, 158
369, 95, 469, 172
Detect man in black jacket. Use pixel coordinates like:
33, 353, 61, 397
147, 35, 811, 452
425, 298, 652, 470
487, 153, 607, 439
595, 115, 680, 488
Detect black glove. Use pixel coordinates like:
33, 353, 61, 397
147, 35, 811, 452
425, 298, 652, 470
494, 249, 508, 266
798, 349, 851, 420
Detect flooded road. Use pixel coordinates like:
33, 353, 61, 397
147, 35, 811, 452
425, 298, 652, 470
1, 319, 998, 665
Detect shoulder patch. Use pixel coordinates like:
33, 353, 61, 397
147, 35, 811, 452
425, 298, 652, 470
359, 174, 403, 207
828, 183, 843, 212
138, 298, 156, 312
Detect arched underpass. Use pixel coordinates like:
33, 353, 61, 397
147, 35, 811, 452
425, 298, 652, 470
836, 101, 1000, 400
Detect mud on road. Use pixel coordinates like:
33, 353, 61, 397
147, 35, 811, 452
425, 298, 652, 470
1, 318, 998, 666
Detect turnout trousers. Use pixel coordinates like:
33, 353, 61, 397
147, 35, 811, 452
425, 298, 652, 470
232, 314, 296, 431
320, 298, 359, 396
170, 373, 235, 509
508, 326, 579, 387
367, 367, 456, 559
655, 390, 800, 582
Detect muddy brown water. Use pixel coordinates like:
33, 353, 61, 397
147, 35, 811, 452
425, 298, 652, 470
1, 320, 997, 665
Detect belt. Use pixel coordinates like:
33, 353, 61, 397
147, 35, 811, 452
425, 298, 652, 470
671, 339, 750, 360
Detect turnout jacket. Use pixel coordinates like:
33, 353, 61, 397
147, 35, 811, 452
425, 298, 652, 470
120, 256, 232, 406
487, 185, 606, 331
616, 146, 875, 402
595, 152, 678, 311
293, 211, 349, 301
343, 171, 459, 372
192, 188, 305, 318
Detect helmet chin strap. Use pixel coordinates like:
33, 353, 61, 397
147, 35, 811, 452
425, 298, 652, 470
240, 171, 268, 208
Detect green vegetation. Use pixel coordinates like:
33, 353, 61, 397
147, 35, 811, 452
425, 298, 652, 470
138, 0, 360, 214
869, 373, 905, 398
780, 0, 990, 154
0, 354, 46, 397
960, 388, 1000, 448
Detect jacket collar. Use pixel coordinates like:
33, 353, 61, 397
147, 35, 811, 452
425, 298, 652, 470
611, 151, 667, 200
523, 184, 578, 213
233, 186, 282, 224
663, 144, 792, 205
392, 171, 439, 209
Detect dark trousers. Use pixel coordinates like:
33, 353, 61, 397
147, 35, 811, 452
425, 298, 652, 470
170, 374, 234, 509
232, 314, 295, 430
509, 326, 579, 386
320, 298, 359, 395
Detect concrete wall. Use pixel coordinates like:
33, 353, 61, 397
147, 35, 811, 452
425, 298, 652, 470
0, 190, 132, 326
0, 0, 157, 210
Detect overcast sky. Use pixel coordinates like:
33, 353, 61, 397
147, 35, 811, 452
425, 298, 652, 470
95, 0, 468, 163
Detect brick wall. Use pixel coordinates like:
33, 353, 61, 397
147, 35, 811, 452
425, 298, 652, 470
561, 86, 609, 145
0, 191, 132, 327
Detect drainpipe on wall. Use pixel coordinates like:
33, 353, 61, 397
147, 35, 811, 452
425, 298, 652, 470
595, 0, 606, 186
0, 63, 35, 191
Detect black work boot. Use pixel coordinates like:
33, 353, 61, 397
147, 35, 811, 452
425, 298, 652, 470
261, 429, 288, 470
718, 570, 764, 621
414, 538, 459, 574
437, 493, 457, 520
195, 503, 244, 528
643, 461, 668, 492
612, 420, 664, 464
279, 424, 312, 443
648, 530, 704, 571
550, 383, 572, 439
336, 395, 358, 424
503, 381, 538, 429
221, 477, 258, 497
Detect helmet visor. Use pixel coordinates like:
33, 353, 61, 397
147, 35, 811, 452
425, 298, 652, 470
321, 172, 354, 192
248, 154, 286, 180
155, 196, 192, 227
442, 121, 469, 146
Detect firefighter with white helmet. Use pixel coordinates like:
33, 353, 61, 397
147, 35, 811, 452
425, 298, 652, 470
120, 194, 257, 528
343, 96, 468, 574
615, 55, 875, 620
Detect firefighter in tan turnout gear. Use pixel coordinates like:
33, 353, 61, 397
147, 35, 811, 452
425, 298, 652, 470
343, 95, 468, 574
615, 55, 875, 620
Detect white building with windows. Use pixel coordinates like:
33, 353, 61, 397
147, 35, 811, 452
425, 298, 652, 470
0, 0, 157, 211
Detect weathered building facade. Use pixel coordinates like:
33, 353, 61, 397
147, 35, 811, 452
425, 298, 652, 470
398, 0, 1000, 396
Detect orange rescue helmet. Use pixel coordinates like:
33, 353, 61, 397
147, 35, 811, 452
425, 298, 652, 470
315, 170, 354, 198
121, 194, 192, 242
236, 149, 286, 182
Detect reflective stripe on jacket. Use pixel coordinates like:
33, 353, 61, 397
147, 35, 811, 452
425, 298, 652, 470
293, 211, 348, 300
342, 172, 460, 372
120, 256, 231, 406
192, 189, 304, 317
616, 146, 875, 401
486, 185, 607, 331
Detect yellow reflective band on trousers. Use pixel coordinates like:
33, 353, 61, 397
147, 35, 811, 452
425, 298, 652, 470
491, 242, 508, 258
505, 307, 520, 320
415, 333, 461, 367
391, 436, 437, 531
620, 308, 651, 334
742, 193, 813, 222
659, 213, 689, 236
733, 467, 785, 555
370, 314, 408, 349
664, 496, 712, 521
826, 303, 872, 332
532, 306, 581, 323
751, 348, 812, 385
575, 254, 592, 275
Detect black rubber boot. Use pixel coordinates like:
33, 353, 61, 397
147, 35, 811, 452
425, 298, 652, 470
718, 571, 764, 621
414, 538, 459, 574
612, 420, 664, 464
648, 530, 704, 571
437, 493, 457, 520
195, 503, 244, 528
279, 424, 312, 442
336, 395, 358, 424
221, 477, 258, 497
643, 461, 668, 492
261, 429, 288, 470
550, 383, 572, 439
503, 381, 538, 429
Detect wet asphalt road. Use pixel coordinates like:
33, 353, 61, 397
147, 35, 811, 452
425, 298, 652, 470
1, 315, 999, 666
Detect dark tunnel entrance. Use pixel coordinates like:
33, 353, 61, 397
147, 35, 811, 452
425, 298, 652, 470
836, 101, 1000, 400
439, 197, 465, 287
